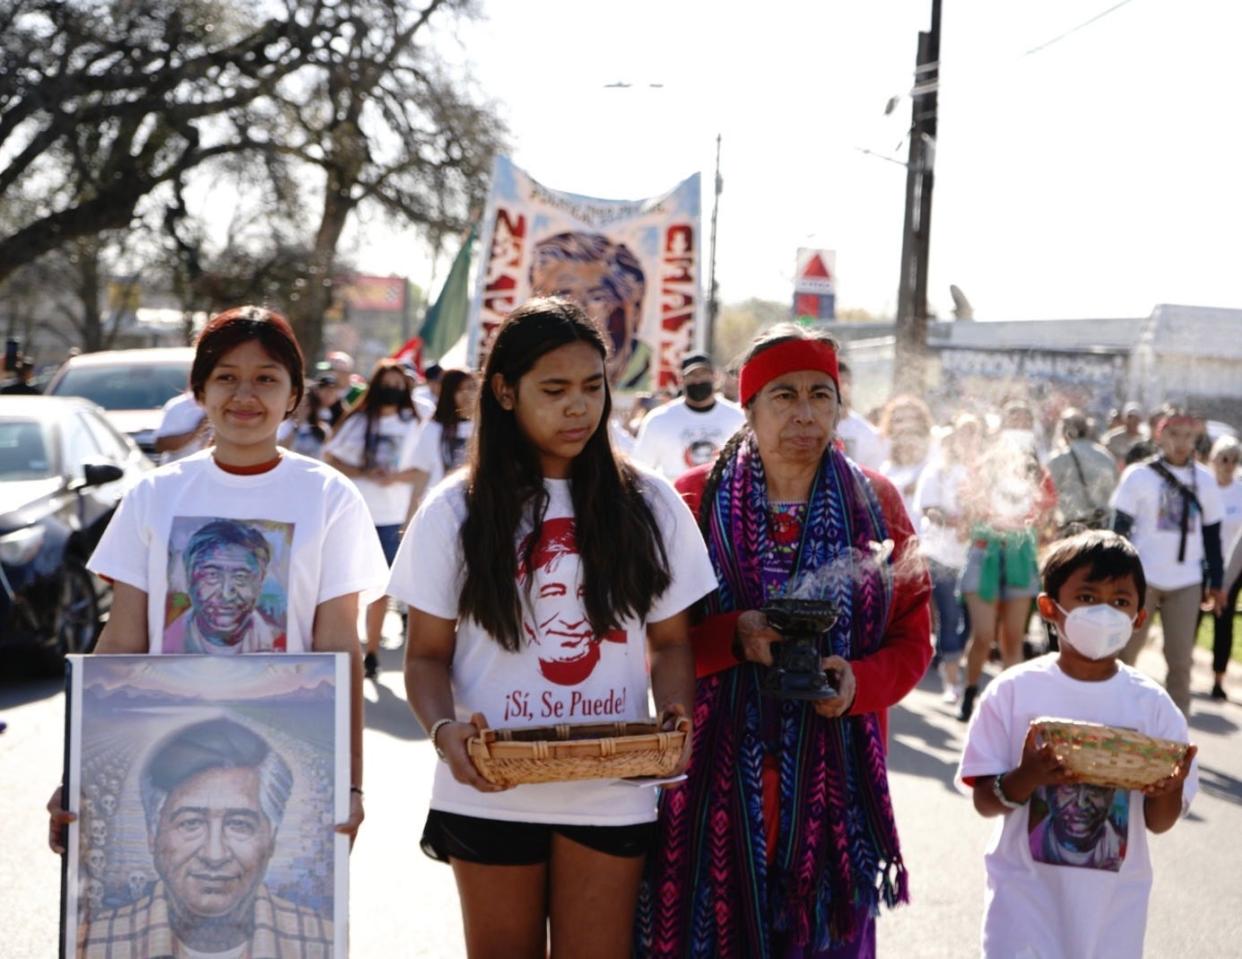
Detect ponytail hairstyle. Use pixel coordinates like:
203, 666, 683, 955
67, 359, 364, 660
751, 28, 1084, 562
336, 359, 418, 470
458, 296, 672, 651
432, 368, 473, 472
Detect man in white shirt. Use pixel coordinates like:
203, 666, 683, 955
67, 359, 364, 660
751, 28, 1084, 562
632, 353, 744, 480
154, 389, 210, 464
833, 359, 886, 469
1111, 409, 1227, 715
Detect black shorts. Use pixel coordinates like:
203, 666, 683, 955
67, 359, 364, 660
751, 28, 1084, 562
421, 809, 657, 866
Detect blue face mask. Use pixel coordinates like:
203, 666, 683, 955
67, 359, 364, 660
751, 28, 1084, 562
1054, 602, 1136, 660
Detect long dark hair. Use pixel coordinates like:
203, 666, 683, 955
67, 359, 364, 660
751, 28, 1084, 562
432, 368, 472, 472
458, 297, 672, 651
699, 323, 841, 527
337, 359, 418, 469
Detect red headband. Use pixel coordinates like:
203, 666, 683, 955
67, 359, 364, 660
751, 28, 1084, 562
738, 339, 840, 407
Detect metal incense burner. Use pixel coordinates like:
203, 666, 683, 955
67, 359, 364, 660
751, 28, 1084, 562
760, 598, 840, 700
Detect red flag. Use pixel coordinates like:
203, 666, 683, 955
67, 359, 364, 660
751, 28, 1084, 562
391, 336, 423, 374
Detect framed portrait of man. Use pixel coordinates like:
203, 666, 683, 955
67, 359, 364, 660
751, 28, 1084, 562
60, 654, 349, 958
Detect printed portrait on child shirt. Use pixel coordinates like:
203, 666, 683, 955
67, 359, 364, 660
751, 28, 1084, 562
517, 517, 625, 687
164, 517, 294, 654
1027, 783, 1129, 872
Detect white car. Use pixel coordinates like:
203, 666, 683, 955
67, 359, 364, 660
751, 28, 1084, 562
44, 347, 194, 454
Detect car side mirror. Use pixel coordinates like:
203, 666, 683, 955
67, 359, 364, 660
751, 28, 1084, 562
80, 463, 124, 488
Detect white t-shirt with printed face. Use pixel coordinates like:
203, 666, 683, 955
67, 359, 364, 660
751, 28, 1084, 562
387, 468, 718, 826
632, 398, 745, 480
410, 420, 474, 492
322, 411, 423, 525
956, 655, 1197, 959
87, 451, 389, 654
1110, 460, 1224, 590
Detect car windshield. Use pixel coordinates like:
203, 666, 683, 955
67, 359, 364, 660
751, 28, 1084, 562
51, 363, 188, 410
0, 420, 53, 480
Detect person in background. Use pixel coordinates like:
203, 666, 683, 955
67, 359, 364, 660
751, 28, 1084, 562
878, 394, 936, 522
1208, 435, 1242, 700
416, 362, 444, 411
1047, 408, 1119, 534
833, 359, 886, 469
1111, 409, 1226, 716
324, 360, 425, 680
153, 386, 211, 465
631, 352, 744, 481
1102, 402, 1148, 466
326, 350, 366, 403
407, 368, 478, 512
288, 372, 342, 459
957, 405, 1058, 722
914, 413, 982, 704
0, 357, 39, 394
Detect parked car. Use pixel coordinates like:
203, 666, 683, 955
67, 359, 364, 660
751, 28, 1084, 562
0, 396, 152, 666
44, 347, 194, 454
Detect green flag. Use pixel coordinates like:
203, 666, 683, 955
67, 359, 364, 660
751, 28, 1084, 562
420, 226, 475, 362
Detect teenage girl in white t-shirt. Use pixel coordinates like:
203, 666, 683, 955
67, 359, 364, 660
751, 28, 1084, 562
390, 297, 716, 959
47, 306, 388, 854
324, 359, 425, 679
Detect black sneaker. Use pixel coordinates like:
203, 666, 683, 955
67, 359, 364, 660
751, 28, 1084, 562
364, 652, 379, 680
1211, 683, 1228, 702
957, 684, 979, 723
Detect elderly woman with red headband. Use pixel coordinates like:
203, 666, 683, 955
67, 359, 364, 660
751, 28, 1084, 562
638, 325, 932, 958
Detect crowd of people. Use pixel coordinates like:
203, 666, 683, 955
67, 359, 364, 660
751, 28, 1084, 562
40, 298, 1233, 958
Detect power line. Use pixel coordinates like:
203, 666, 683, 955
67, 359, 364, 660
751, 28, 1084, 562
1024, 0, 1139, 57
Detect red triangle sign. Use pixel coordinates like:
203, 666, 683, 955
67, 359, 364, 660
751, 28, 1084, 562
802, 254, 832, 280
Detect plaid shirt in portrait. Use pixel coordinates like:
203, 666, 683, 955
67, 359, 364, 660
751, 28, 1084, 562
76, 881, 335, 958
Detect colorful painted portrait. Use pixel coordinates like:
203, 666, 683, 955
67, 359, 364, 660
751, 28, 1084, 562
164, 517, 295, 654
1028, 783, 1130, 872
62, 654, 348, 957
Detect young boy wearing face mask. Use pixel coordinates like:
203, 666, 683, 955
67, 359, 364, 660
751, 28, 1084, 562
955, 530, 1198, 959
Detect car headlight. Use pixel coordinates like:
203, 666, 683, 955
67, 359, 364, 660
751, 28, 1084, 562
0, 526, 46, 566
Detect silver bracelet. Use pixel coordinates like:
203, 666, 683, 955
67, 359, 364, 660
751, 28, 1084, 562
429, 718, 454, 761
991, 772, 1026, 810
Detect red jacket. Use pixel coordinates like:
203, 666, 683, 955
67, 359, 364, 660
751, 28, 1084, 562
675, 462, 933, 741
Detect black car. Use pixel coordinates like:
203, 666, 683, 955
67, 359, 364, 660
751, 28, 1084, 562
0, 396, 152, 665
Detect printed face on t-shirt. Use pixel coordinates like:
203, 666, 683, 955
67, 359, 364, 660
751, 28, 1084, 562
165, 517, 293, 653
1028, 783, 1128, 872
518, 517, 624, 686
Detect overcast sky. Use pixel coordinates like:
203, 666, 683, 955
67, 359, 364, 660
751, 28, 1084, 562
347, 0, 1242, 323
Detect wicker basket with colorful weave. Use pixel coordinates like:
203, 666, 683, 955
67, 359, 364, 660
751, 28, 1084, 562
467, 720, 688, 787
1031, 717, 1190, 791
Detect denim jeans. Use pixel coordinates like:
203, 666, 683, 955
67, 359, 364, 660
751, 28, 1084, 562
928, 559, 967, 658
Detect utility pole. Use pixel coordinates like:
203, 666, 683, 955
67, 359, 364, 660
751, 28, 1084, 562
894, 0, 941, 395
703, 133, 722, 358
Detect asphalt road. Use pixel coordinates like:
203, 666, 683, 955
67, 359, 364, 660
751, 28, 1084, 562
2, 626, 1238, 958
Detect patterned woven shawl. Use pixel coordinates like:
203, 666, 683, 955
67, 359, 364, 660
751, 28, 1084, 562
638, 438, 907, 958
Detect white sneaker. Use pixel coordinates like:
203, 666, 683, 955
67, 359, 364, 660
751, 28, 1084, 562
941, 685, 961, 704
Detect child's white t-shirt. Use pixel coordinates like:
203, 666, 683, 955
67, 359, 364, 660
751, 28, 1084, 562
322, 411, 423, 526
410, 420, 474, 491
956, 655, 1197, 959
913, 460, 969, 569
88, 450, 389, 653
387, 467, 718, 825
631, 398, 745, 480
1110, 460, 1224, 590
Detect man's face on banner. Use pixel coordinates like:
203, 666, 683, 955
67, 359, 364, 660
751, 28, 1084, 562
152, 765, 276, 919
188, 543, 266, 642
529, 234, 645, 382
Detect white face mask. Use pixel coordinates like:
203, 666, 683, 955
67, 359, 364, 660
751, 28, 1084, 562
1054, 602, 1136, 660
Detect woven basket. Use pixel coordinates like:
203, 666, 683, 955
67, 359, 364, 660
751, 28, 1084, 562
467, 720, 687, 787
1031, 717, 1190, 791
